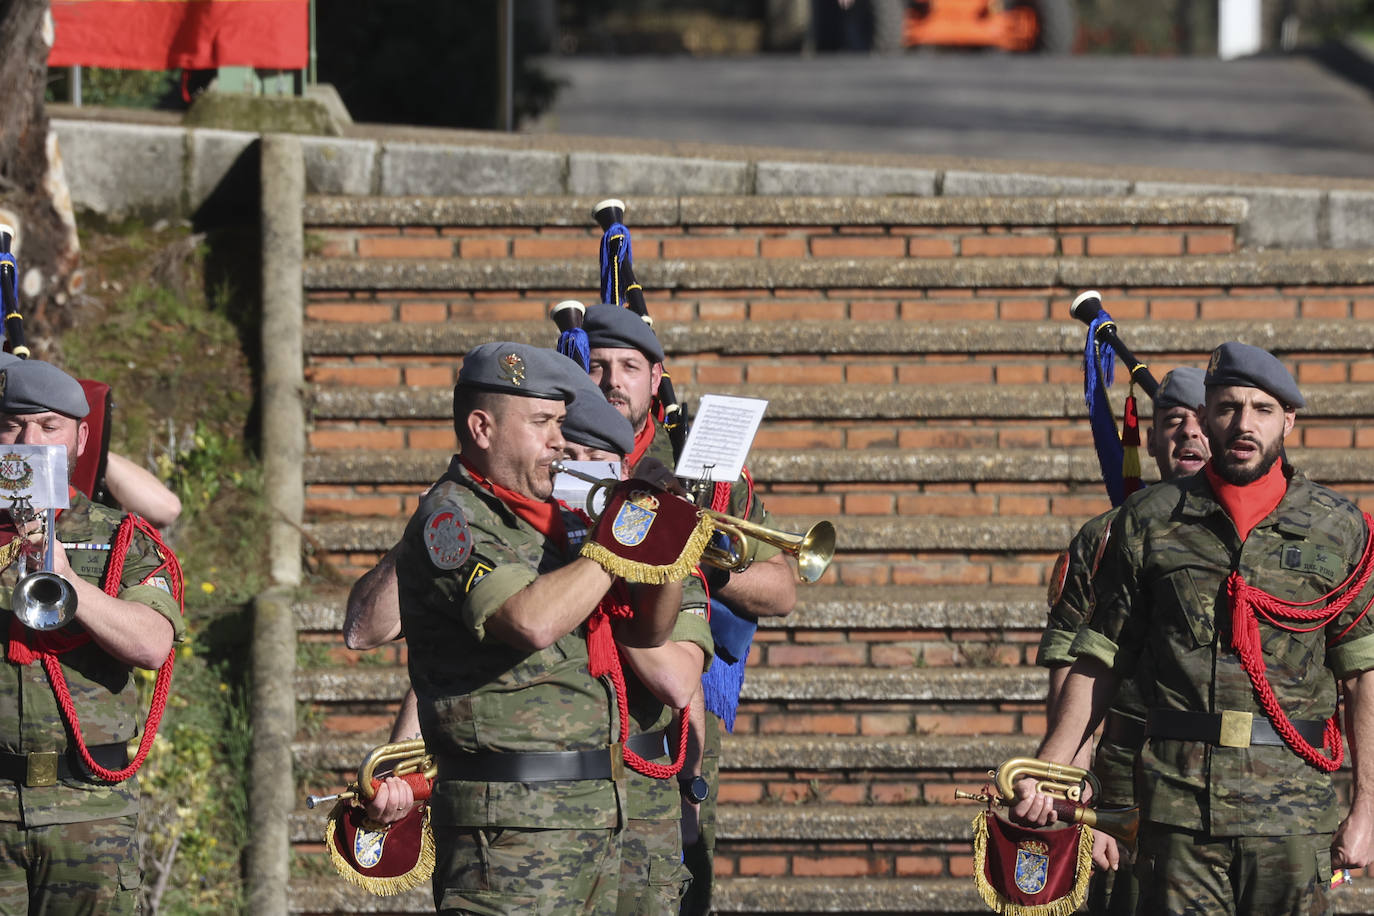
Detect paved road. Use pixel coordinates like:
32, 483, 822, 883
533, 52, 1374, 179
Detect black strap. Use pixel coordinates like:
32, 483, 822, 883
0, 744, 129, 786
1145, 708, 1326, 747
438, 729, 667, 783
1101, 711, 1146, 750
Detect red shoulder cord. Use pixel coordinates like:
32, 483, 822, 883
30, 515, 183, 782
1226, 512, 1374, 772
574, 508, 689, 779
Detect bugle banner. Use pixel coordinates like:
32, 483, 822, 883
49, 0, 308, 70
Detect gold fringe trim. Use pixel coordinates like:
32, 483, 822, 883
970, 812, 1094, 916
324, 802, 436, 897
580, 512, 715, 584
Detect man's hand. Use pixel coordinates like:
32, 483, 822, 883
1092, 830, 1120, 872
1009, 775, 1060, 827
363, 776, 417, 826
1332, 804, 1374, 870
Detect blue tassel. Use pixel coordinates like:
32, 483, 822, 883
599, 222, 633, 306
556, 328, 590, 373
1084, 311, 1125, 506
701, 598, 757, 733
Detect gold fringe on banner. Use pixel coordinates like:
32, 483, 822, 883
579, 512, 714, 584
970, 812, 1094, 916
324, 803, 436, 897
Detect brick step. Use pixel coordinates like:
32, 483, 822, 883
304, 317, 1374, 359
305, 193, 1246, 231
304, 446, 1374, 488
296, 666, 1045, 707
302, 251, 1374, 303
285, 874, 1374, 915
292, 584, 1045, 635
304, 514, 1083, 581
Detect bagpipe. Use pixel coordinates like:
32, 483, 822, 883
0, 225, 113, 505
957, 756, 1139, 916
306, 739, 437, 896
1071, 290, 1160, 508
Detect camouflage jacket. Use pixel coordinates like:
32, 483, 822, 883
1072, 467, 1374, 836
397, 457, 710, 829
1039, 507, 1144, 804
0, 491, 184, 826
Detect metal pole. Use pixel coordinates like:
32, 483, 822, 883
308, 0, 317, 85
69, 66, 81, 106
497, 0, 514, 131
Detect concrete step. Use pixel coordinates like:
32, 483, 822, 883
293, 584, 1047, 634
307, 383, 1374, 424
302, 514, 1085, 557
303, 193, 1247, 230
296, 666, 1046, 707
302, 250, 1374, 293
285, 874, 1374, 915
304, 317, 1374, 358
304, 447, 1374, 488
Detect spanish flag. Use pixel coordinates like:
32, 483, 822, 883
49, 0, 308, 70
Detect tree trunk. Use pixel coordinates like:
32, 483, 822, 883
0, 0, 80, 357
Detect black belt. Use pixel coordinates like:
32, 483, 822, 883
1145, 709, 1326, 749
1102, 711, 1146, 749
0, 744, 129, 788
438, 729, 668, 783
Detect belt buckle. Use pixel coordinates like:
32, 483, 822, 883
609, 742, 624, 781
26, 751, 58, 787
1218, 710, 1253, 748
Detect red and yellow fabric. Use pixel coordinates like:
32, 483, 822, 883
49, 0, 307, 70
325, 801, 434, 897
971, 811, 1093, 916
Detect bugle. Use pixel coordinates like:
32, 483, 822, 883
10, 505, 76, 631
1070, 290, 1159, 399
551, 461, 836, 583
305, 738, 436, 809
955, 755, 1140, 848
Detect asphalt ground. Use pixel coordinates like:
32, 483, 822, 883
532, 50, 1374, 180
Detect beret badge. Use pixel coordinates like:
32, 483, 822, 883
498, 352, 526, 387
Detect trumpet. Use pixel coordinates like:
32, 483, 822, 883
305, 739, 436, 809
955, 756, 1140, 848
551, 461, 836, 583
11, 505, 76, 631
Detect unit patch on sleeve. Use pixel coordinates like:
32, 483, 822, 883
424, 506, 473, 570
464, 557, 495, 594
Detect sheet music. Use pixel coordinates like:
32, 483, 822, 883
0, 445, 68, 509
675, 394, 768, 483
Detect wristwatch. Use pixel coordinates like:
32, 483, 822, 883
678, 775, 709, 805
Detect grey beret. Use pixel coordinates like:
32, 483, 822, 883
1205, 341, 1306, 409
0, 353, 20, 370
1154, 367, 1206, 413
456, 342, 581, 403
582, 304, 665, 364
0, 360, 89, 419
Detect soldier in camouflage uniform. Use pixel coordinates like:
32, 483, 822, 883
1038, 367, 1208, 913
396, 343, 706, 915
0, 359, 181, 913
1016, 343, 1374, 916
583, 305, 798, 916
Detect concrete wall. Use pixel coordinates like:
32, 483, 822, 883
51, 117, 1374, 250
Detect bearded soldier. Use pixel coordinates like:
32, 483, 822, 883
1016, 342, 1374, 916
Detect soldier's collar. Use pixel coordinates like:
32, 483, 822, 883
1180, 462, 1306, 535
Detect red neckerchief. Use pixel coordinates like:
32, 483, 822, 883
1205, 460, 1287, 542
459, 456, 567, 549
626, 418, 656, 472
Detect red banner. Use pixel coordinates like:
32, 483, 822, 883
49, 0, 308, 70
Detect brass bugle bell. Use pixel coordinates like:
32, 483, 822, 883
954, 756, 1140, 849
550, 461, 836, 583
12, 507, 76, 632
305, 738, 436, 809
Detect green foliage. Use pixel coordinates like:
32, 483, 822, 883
46, 68, 180, 108
61, 222, 267, 913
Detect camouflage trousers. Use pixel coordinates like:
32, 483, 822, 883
0, 814, 141, 915
617, 818, 689, 916
680, 713, 719, 916
431, 825, 620, 916
1134, 823, 1333, 916
1086, 733, 1139, 916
